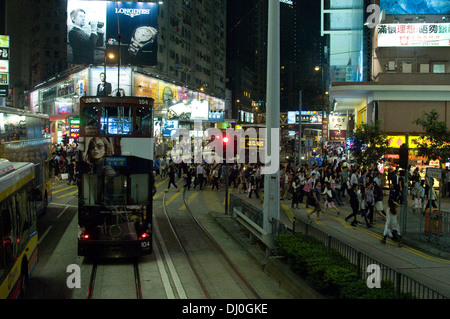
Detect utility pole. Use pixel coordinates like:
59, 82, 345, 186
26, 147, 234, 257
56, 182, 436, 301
298, 90, 302, 165
263, 0, 280, 254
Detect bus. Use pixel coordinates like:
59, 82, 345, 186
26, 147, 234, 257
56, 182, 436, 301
78, 96, 154, 258
0, 106, 52, 215
0, 159, 40, 299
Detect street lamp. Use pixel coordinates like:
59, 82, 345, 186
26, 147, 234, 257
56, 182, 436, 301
104, 50, 115, 79
314, 65, 326, 152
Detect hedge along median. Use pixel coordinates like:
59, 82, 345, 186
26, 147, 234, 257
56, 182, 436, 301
275, 233, 414, 299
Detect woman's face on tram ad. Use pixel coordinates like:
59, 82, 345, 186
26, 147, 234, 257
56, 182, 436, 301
88, 138, 106, 162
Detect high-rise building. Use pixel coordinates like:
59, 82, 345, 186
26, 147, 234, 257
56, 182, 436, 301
145, 0, 226, 98
329, 0, 450, 148
5, 0, 227, 108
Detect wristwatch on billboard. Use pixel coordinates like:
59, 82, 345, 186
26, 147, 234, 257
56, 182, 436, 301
128, 26, 157, 56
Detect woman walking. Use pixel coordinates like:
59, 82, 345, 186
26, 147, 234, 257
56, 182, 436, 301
345, 184, 360, 226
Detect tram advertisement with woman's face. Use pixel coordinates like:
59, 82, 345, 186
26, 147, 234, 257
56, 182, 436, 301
79, 136, 152, 175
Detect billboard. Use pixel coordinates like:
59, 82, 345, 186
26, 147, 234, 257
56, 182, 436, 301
0, 35, 9, 97
287, 111, 323, 124
380, 0, 450, 15
162, 119, 178, 137
67, 1, 158, 66
89, 66, 132, 97
377, 23, 450, 47
166, 100, 209, 121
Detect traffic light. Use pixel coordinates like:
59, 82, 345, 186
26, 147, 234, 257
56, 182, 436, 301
222, 134, 237, 163
399, 143, 408, 170
62, 134, 69, 146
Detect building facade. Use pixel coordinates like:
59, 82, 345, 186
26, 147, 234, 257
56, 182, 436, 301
4, 0, 227, 109
328, 0, 450, 164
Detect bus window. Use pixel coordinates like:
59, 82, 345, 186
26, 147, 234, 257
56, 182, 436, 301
100, 106, 132, 135
0, 202, 13, 278
130, 174, 149, 204
82, 106, 99, 136
135, 107, 152, 136
2, 201, 15, 267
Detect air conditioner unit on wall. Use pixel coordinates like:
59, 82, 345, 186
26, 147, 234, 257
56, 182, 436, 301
420, 64, 429, 73
402, 61, 412, 73
388, 61, 395, 71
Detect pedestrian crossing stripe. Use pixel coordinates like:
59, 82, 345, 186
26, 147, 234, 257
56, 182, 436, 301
52, 185, 77, 194
179, 192, 199, 210
159, 190, 182, 208
56, 189, 78, 199
280, 203, 295, 223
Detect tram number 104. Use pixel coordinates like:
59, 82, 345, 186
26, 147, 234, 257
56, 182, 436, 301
139, 99, 149, 105
141, 241, 151, 248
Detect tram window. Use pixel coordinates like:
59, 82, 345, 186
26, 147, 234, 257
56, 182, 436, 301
130, 174, 149, 204
41, 118, 51, 138
104, 175, 127, 205
100, 107, 132, 135
82, 175, 98, 206
0, 113, 27, 141
135, 107, 152, 136
82, 106, 99, 135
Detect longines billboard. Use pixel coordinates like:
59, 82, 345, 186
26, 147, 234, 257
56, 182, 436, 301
67, 1, 158, 66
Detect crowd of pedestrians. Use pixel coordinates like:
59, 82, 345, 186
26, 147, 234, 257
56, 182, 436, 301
153, 155, 265, 197
50, 142, 79, 185
277, 143, 439, 245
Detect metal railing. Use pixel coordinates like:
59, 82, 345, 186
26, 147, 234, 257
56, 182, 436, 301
229, 194, 447, 299
288, 217, 447, 299
400, 205, 450, 250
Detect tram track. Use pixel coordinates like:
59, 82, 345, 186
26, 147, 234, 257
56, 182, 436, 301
86, 258, 142, 299
162, 188, 261, 299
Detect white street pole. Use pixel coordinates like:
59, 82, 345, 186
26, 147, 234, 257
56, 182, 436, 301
263, 0, 280, 249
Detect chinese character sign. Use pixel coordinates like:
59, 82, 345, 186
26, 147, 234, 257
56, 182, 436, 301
329, 115, 347, 142
377, 23, 450, 47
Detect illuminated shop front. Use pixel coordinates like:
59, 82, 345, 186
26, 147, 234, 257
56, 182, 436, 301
28, 66, 225, 150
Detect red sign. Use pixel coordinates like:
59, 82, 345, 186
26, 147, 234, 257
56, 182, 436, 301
321, 119, 328, 141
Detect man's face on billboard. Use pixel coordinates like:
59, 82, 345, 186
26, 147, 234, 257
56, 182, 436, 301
73, 11, 86, 28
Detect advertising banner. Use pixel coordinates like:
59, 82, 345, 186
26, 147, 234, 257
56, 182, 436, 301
89, 66, 132, 97
208, 112, 224, 122
377, 23, 450, 47
134, 73, 160, 103
287, 111, 323, 124
380, 0, 450, 15
0, 36, 9, 97
67, 1, 158, 65
162, 119, 178, 137
328, 115, 346, 142
106, 1, 158, 66
321, 119, 328, 142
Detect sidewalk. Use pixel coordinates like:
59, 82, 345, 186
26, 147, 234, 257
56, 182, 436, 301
188, 186, 450, 299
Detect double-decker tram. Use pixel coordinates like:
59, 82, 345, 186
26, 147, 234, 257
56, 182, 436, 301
78, 96, 154, 258
0, 159, 40, 298
0, 106, 52, 215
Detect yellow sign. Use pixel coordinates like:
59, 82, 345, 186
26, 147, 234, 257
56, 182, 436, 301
387, 135, 421, 148
0, 35, 9, 48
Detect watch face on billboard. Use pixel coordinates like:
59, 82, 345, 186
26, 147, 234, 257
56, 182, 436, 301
106, 2, 158, 66
67, 1, 158, 66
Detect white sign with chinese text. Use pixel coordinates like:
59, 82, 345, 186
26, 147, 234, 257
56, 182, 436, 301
377, 23, 450, 47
